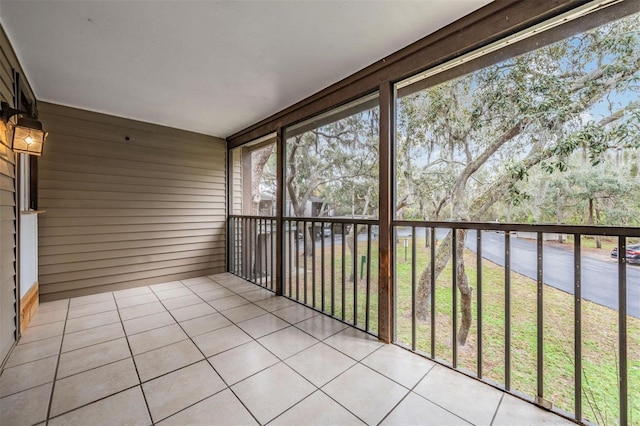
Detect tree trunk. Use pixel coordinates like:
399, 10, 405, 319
347, 225, 355, 282
346, 191, 371, 281
455, 229, 473, 346
416, 231, 452, 320
595, 206, 602, 249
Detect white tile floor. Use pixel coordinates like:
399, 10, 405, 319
0, 273, 574, 425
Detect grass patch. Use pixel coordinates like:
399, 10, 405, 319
283, 236, 639, 425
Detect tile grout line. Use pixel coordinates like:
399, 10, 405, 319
150, 278, 263, 425
490, 392, 506, 425
212, 278, 391, 424
14, 321, 66, 346
181, 278, 340, 423
0, 356, 59, 400
263, 390, 325, 426
111, 290, 155, 425
13, 275, 500, 426
213, 303, 325, 425
374, 359, 435, 425
44, 298, 71, 425
45, 384, 141, 423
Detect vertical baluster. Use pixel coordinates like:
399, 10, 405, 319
452, 229, 458, 368
242, 218, 247, 279
430, 227, 436, 358
354, 222, 358, 326
321, 221, 326, 312
618, 237, 628, 426
253, 218, 257, 283
295, 220, 300, 300
271, 218, 276, 291
227, 216, 236, 274
288, 220, 293, 297
574, 234, 582, 422
249, 218, 252, 280
366, 224, 372, 332
411, 226, 417, 352
331, 226, 336, 317
477, 230, 483, 378
304, 220, 308, 304
537, 233, 544, 403
312, 220, 316, 309
263, 218, 267, 288
505, 231, 511, 391
238, 218, 242, 278
342, 223, 346, 321
260, 218, 264, 286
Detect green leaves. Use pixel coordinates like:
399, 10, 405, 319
395, 11, 640, 226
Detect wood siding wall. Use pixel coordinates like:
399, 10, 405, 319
0, 24, 35, 362
37, 103, 226, 301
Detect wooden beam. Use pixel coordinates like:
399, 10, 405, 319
19, 282, 38, 334
377, 82, 393, 343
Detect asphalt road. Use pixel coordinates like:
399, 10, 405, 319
459, 230, 639, 318
311, 228, 639, 317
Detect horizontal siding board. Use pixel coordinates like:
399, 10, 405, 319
39, 199, 224, 210
0, 158, 14, 177
40, 221, 224, 237
39, 102, 220, 145
40, 261, 225, 294
39, 105, 227, 299
40, 208, 222, 218
39, 116, 223, 157
0, 206, 17, 221
0, 174, 13, 192
42, 131, 224, 171
39, 180, 222, 196
1, 190, 16, 206
40, 215, 224, 227
39, 268, 224, 302
39, 242, 225, 266
39, 228, 223, 246
0, 144, 15, 165
42, 151, 224, 180
39, 238, 226, 256
0, 218, 15, 234
40, 255, 218, 284
39, 189, 225, 204
0, 51, 12, 90
0, 79, 11, 105
0, 255, 14, 275
39, 127, 225, 164
39, 170, 225, 189
41, 155, 223, 183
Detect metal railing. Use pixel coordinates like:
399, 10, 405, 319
228, 215, 276, 292
228, 215, 638, 424
283, 217, 378, 334
392, 220, 639, 426
228, 215, 379, 333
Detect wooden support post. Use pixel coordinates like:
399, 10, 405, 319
275, 127, 284, 296
378, 82, 393, 343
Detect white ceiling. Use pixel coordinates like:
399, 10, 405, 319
0, 0, 491, 139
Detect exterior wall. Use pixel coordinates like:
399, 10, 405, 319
37, 103, 226, 301
0, 24, 35, 362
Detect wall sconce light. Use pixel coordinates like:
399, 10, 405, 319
1, 101, 47, 156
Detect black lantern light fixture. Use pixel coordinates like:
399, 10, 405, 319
1, 101, 47, 156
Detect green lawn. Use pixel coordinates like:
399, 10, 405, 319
284, 237, 639, 426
